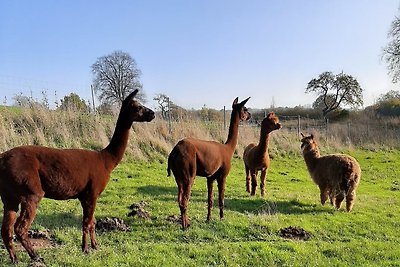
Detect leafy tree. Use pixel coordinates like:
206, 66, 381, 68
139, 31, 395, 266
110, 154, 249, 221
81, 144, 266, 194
91, 51, 145, 105
306, 71, 363, 122
374, 90, 400, 116
377, 90, 400, 103
58, 93, 89, 112
199, 104, 223, 122
96, 102, 118, 115
383, 13, 400, 82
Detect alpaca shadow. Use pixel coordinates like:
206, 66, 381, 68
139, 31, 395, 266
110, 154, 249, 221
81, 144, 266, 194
137, 185, 178, 200
0, 212, 82, 231
136, 185, 211, 203
225, 198, 328, 215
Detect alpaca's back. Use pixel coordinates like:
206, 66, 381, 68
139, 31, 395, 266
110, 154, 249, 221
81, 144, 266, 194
314, 154, 361, 188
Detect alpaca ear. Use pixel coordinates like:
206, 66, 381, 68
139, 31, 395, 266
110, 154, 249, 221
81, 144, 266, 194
125, 89, 139, 102
310, 134, 314, 139
300, 132, 305, 138
240, 97, 250, 106
232, 97, 239, 107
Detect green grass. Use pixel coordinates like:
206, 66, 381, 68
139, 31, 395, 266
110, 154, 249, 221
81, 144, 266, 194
1, 150, 400, 266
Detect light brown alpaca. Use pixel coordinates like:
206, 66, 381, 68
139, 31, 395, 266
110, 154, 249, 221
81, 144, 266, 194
243, 112, 281, 197
167, 97, 251, 229
300, 133, 361, 212
0, 90, 155, 263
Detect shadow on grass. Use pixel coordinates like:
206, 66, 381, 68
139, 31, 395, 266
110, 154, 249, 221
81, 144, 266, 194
225, 198, 328, 215
136, 185, 207, 202
0, 212, 82, 231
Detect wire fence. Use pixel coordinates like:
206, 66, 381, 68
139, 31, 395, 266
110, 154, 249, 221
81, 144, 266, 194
164, 110, 400, 148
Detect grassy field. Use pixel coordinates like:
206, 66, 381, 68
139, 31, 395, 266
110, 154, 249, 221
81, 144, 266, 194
0, 149, 399, 266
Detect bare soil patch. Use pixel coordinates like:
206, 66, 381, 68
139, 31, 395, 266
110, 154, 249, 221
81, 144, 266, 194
96, 217, 131, 232
279, 226, 312, 241
166, 214, 181, 224
127, 201, 151, 220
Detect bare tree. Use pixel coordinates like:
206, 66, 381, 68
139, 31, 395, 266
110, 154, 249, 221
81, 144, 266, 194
306, 71, 363, 122
383, 14, 400, 83
91, 51, 146, 105
153, 93, 170, 119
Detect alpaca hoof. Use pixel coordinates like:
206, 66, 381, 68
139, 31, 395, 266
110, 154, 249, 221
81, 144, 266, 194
10, 255, 18, 264
31, 256, 45, 265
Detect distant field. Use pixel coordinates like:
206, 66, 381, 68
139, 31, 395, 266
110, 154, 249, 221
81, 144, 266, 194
1, 150, 399, 266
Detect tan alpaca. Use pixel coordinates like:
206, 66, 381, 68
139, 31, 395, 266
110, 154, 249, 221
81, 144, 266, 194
300, 133, 361, 211
243, 112, 281, 197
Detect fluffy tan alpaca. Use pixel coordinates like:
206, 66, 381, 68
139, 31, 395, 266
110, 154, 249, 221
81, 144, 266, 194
243, 112, 281, 197
300, 133, 361, 211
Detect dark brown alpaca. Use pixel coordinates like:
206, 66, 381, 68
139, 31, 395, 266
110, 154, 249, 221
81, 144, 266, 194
300, 133, 361, 212
0, 90, 154, 263
167, 97, 251, 229
243, 112, 281, 197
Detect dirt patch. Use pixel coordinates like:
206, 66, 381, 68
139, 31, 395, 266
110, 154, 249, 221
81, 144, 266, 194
127, 201, 151, 220
166, 215, 181, 224
279, 226, 311, 241
96, 217, 131, 232
28, 259, 47, 267
14, 229, 54, 251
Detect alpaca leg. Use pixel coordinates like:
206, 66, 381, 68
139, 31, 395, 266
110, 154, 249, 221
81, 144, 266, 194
1, 199, 19, 263
14, 194, 42, 261
245, 165, 251, 193
80, 197, 98, 253
320, 188, 329, 205
250, 170, 257, 196
345, 178, 359, 212
260, 170, 267, 198
329, 190, 336, 206
217, 177, 226, 220
335, 191, 345, 210
207, 179, 214, 222
179, 178, 194, 230
346, 190, 356, 212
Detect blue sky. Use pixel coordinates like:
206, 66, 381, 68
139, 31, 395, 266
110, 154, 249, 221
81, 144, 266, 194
0, 1, 399, 110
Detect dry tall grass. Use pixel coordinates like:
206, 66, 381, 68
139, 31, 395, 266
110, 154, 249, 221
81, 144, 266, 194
0, 107, 399, 163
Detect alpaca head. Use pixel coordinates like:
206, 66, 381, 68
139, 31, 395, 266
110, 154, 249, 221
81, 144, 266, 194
120, 89, 155, 123
300, 133, 319, 155
232, 97, 251, 121
262, 112, 281, 132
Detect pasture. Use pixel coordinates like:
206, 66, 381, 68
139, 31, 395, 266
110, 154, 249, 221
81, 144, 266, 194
1, 149, 399, 266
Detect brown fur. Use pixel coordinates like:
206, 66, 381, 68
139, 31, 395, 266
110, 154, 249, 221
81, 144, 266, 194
0, 90, 155, 263
167, 97, 251, 229
300, 133, 361, 212
243, 112, 281, 197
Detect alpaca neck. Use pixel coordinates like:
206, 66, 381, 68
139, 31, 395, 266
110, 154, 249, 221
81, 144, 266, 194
102, 115, 132, 169
225, 111, 240, 153
256, 127, 271, 157
303, 147, 320, 173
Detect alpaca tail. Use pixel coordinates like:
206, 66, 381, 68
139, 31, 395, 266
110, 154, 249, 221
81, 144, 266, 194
167, 147, 176, 177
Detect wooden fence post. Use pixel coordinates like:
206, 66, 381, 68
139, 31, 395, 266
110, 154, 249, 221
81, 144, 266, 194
297, 115, 301, 137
